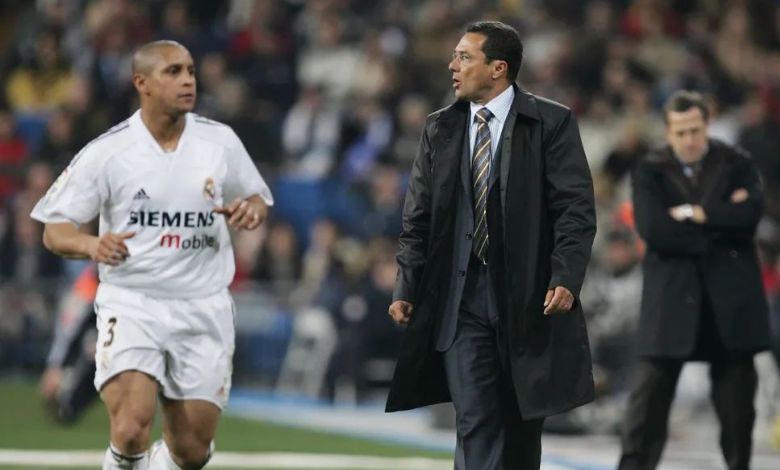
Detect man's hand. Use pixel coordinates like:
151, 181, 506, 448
730, 188, 749, 203
669, 204, 693, 222
39, 367, 63, 401
544, 286, 574, 315
669, 204, 706, 223
215, 196, 268, 230
388, 300, 414, 325
690, 205, 707, 223
87, 231, 135, 266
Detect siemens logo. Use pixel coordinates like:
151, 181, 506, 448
160, 234, 217, 250
129, 210, 216, 228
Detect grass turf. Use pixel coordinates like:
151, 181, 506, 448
0, 379, 449, 461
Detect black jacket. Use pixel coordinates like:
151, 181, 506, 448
632, 139, 770, 357
387, 87, 597, 419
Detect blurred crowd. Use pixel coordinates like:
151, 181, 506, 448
2, 0, 780, 416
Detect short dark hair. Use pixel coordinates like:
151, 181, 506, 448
466, 21, 523, 83
662, 90, 710, 123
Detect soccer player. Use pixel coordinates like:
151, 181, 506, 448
31, 40, 273, 470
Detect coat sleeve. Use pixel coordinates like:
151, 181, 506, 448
544, 109, 597, 298
632, 162, 708, 255
703, 153, 763, 234
393, 121, 433, 303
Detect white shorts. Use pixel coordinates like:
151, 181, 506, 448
93, 283, 235, 409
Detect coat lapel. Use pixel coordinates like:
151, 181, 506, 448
697, 147, 726, 205
660, 157, 693, 200
656, 144, 725, 204
461, 129, 472, 199
490, 112, 510, 192
500, 87, 540, 215
435, 88, 540, 218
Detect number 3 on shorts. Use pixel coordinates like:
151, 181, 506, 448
103, 317, 117, 347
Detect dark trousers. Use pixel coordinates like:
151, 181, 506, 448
618, 355, 757, 470
444, 258, 544, 470
770, 297, 780, 373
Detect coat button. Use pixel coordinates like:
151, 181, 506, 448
440, 183, 448, 190
466, 233, 473, 240
729, 250, 738, 258
685, 295, 695, 305
458, 270, 466, 277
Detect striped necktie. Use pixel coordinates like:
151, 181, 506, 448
472, 107, 493, 263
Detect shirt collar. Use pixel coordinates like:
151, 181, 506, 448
130, 109, 193, 155
470, 85, 515, 126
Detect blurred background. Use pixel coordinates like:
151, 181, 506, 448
1, 0, 780, 469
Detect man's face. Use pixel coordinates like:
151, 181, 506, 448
449, 33, 495, 103
665, 107, 709, 163
606, 239, 638, 274
138, 46, 196, 113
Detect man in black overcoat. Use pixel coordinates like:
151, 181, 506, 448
386, 21, 597, 469
618, 90, 770, 470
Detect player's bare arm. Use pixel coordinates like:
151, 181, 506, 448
214, 194, 268, 230
43, 223, 134, 266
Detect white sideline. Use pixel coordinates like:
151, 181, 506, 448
0, 450, 453, 469
0, 449, 576, 469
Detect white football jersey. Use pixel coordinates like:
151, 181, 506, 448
31, 110, 274, 298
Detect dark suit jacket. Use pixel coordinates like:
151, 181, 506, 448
387, 86, 597, 419
632, 139, 770, 357
434, 118, 503, 352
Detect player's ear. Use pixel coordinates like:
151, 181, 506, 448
132, 73, 148, 94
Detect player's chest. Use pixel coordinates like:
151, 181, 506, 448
109, 145, 228, 211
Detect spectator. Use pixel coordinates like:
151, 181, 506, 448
356, 164, 403, 240
297, 13, 361, 101
253, 221, 302, 298
281, 85, 342, 178
327, 237, 402, 401
1, 162, 62, 283
5, 27, 75, 115
0, 109, 28, 203
35, 108, 82, 172
391, 94, 429, 170
339, 96, 394, 182
581, 227, 643, 398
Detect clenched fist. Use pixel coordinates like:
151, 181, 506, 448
388, 300, 414, 325
87, 232, 135, 266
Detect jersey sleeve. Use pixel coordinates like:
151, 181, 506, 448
30, 145, 107, 226
223, 129, 274, 206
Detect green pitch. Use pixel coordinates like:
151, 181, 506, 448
0, 379, 449, 469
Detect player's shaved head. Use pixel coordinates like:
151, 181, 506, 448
131, 39, 196, 116
132, 40, 188, 75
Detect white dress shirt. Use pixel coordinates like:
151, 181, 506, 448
468, 85, 515, 169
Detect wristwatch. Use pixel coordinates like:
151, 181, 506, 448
680, 204, 694, 220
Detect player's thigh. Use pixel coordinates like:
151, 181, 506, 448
161, 398, 221, 450
94, 284, 167, 393
101, 370, 158, 441
160, 290, 235, 408
94, 284, 167, 441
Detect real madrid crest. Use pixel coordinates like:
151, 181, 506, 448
203, 177, 216, 203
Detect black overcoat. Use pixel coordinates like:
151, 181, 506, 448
387, 87, 597, 419
632, 140, 770, 357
